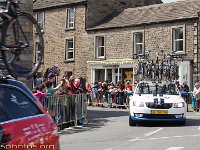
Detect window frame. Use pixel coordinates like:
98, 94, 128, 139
36, 12, 45, 32
35, 42, 44, 64
64, 71, 73, 78
133, 30, 144, 55
66, 8, 75, 30
171, 25, 185, 54
95, 35, 105, 59
65, 37, 75, 61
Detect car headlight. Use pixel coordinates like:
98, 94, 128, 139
174, 102, 185, 108
133, 101, 144, 107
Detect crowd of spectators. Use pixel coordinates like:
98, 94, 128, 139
32, 73, 87, 99
89, 80, 133, 106
32, 65, 133, 107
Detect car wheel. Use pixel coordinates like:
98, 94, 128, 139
129, 115, 136, 126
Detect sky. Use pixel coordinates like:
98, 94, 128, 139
162, 0, 178, 3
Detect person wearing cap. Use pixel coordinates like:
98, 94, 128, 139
194, 82, 200, 112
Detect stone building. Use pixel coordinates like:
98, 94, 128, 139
86, 0, 200, 89
33, 0, 162, 78
33, 0, 200, 89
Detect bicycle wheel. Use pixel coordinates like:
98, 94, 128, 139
1, 12, 44, 79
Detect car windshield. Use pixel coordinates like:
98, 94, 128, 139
135, 82, 179, 95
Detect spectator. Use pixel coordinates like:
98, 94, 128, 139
93, 81, 99, 99
117, 85, 124, 106
125, 81, 132, 92
46, 81, 62, 95
109, 82, 115, 89
80, 77, 87, 93
68, 77, 82, 94
97, 82, 103, 104
102, 82, 109, 103
86, 83, 92, 106
48, 73, 56, 87
55, 79, 70, 95
62, 74, 69, 86
32, 84, 48, 102
41, 78, 48, 85
109, 82, 117, 104
48, 64, 60, 76
175, 80, 181, 91
74, 78, 83, 94
181, 81, 189, 92
193, 82, 200, 112
180, 81, 189, 103
125, 81, 133, 106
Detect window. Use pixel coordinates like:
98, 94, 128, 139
36, 12, 44, 31
66, 8, 75, 29
65, 71, 73, 78
172, 26, 185, 52
65, 38, 74, 61
95, 36, 105, 58
35, 42, 43, 63
133, 32, 144, 54
0, 85, 42, 122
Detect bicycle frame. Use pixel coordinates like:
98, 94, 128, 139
0, 0, 29, 53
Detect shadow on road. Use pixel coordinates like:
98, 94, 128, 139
87, 108, 129, 119
59, 107, 129, 135
59, 118, 108, 135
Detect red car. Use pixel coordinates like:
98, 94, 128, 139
0, 77, 60, 150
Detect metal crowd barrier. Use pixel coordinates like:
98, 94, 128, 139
37, 93, 87, 130
89, 90, 129, 108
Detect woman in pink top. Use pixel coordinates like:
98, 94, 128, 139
32, 84, 48, 99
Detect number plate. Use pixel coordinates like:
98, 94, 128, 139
151, 110, 168, 114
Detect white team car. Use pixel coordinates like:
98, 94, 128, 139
129, 81, 187, 126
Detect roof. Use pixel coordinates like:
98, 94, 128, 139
33, 0, 86, 10
88, 0, 200, 30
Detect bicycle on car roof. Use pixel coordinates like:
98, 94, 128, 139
0, 0, 43, 79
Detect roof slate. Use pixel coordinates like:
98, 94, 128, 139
33, 0, 86, 10
89, 0, 200, 30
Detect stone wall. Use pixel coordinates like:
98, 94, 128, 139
87, 21, 195, 60
37, 5, 88, 80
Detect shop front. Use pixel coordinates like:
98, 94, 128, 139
87, 59, 136, 85
87, 59, 192, 88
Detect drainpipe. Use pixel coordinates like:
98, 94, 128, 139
197, 12, 200, 82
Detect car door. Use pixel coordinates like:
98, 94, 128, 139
0, 84, 59, 150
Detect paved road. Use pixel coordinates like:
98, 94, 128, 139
60, 107, 200, 150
